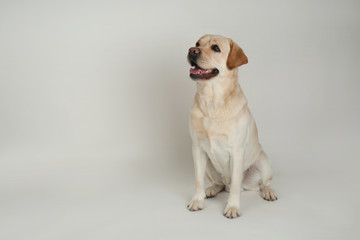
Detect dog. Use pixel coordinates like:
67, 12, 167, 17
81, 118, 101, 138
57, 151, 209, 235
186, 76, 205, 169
186, 35, 277, 218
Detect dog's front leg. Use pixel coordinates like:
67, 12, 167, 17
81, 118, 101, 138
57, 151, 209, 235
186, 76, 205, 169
224, 148, 244, 218
187, 143, 206, 211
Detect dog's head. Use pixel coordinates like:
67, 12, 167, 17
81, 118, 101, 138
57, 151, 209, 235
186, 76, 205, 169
187, 35, 248, 81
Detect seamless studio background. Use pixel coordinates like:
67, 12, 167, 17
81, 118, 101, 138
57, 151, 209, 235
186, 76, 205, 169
0, 0, 359, 239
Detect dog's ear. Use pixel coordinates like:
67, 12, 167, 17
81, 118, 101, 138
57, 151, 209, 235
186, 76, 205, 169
226, 39, 248, 69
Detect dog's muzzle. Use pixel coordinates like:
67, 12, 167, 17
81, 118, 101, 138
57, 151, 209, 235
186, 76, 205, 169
187, 47, 219, 81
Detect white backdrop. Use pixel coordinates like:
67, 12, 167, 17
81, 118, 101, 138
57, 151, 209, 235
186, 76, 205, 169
1, 0, 359, 239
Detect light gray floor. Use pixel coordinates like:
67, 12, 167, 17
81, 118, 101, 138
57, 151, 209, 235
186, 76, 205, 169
1, 138, 359, 240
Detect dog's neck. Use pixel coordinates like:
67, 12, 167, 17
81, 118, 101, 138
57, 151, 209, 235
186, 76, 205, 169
195, 69, 242, 118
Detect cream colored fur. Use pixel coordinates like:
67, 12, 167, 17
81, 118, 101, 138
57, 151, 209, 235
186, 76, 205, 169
187, 35, 277, 218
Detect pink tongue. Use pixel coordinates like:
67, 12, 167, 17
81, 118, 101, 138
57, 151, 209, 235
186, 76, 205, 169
190, 68, 206, 75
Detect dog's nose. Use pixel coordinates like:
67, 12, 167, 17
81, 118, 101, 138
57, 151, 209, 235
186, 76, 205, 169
189, 47, 201, 55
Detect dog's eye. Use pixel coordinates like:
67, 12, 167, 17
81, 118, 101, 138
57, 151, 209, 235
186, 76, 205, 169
211, 44, 221, 52
196, 42, 200, 47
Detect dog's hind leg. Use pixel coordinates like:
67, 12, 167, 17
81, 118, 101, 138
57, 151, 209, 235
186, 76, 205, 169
205, 158, 225, 198
255, 151, 278, 201
242, 164, 261, 191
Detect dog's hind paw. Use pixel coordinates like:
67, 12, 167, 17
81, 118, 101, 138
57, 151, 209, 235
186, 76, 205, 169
261, 186, 278, 201
205, 184, 225, 198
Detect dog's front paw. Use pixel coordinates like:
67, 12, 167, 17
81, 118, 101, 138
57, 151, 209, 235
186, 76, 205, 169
187, 199, 204, 211
223, 205, 241, 218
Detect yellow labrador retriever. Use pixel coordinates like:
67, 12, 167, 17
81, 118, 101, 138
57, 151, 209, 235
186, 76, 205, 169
187, 35, 277, 218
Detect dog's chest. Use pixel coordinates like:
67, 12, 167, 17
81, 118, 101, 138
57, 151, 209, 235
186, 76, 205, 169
201, 136, 231, 175
197, 118, 232, 175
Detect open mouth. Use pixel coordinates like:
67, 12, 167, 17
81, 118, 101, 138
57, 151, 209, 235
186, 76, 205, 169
189, 61, 219, 80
